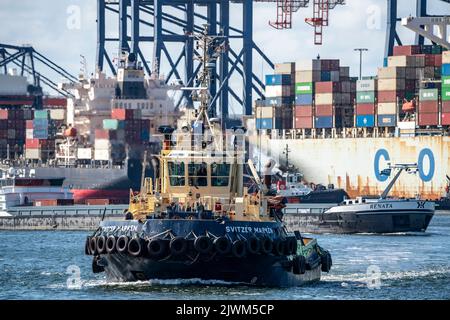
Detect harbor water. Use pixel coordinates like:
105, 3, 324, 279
1, 213, 449, 300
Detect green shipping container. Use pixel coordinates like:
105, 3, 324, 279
34, 110, 49, 119
103, 119, 125, 130
419, 89, 439, 101
443, 87, 450, 101
295, 82, 314, 94
356, 91, 375, 103
442, 76, 450, 88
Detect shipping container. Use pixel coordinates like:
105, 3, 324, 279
393, 45, 421, 56
95, 129, 117, 140
418, 113, 438, 126
377, 114, 396, 127
443, 101, 450, 113
315, 81, 340, 93
25, 139, 40, 149
295, 94, 313, 106
377, 102, 397, 115
356, 91, 375, 103
378, 78, 406, 91
274, 62, 295, 75
33, 129, 48, 139
34, 110, 48, 119
442, 88, 450, 101
295, 59, 321, 71
405, 67, 416, 80
0, 110, 8, 120
77, 148, 92, 159
419, 88, 439, 101
315, 93, 336, 105
356, 79, 377, 92
103, 119, 125, 130
314, 116, 333, 128
86, 199, 111, 206
377, 66, 406, 79
256, 118, 273, 130
25, 129, 33, 139
388, 55, 417, 67
356, 104, 375, 115
111, 108, 136, 120
94, 139, 111, 150
320, 71, 331, 81
295, 82, 314, 94
295, 70, 321, 82
265, 96, 293, 106
442, 113, 450, 125
49, 109, 65, 120
419, 101, 439, 113
295, 106, 313, 117
25, 148, 40, 159
94, 149, 111, 161
356, 115, 375, 127
315, 105, 333, 117
255, 106, 274, 118
443, 51, 450, 64
442, 64, 450, 76
265, 85, 292, 98
295, 117, 313, 129
340, 67, 350, 78
442, 76, 450, 87
378, 90, 405, 103
265, 74, 291, 86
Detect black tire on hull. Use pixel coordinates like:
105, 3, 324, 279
247, 236, 261, 255
194, 236, 213, 254
96, 236, 107, 254
170, 237, 187, 256
106, 236, 117, 254
286, 237, 297, 255
147, 238, 169, 259
85, 236, 91, 255
293, 255, 307, 275
213, 236, 231, 255
128, 238, 143, 257
116, 235, 129, 254
89, 237, 98, 255
261, 237, 273, 255
273, 239, 284, 256
321, 252, 332, 272
232, 240, 246, 258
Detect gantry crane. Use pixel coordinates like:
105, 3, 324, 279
254, 0, 346, 45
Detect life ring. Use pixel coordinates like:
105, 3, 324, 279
106, 236, 117, 254
85, 236, 92, 255
116, 235, 129, 254
213, 236, 231, 255
272, 239, 284, 256
96, 236, 106, 254
194, 236, 213, 254
293, 255, 306, 275
128, 238, 143, 257
260, 237, 273, 255
320, 252, 332, 273
170, 237, 187, 256
147, 238, 169, 259
246, 236, 261, 255
232, 240, 246, 258
89, 236, 98, 255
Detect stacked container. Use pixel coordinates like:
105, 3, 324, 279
418, 88, 439, 126
314, 81, 340, 129
294, 82, 314, 129
25, 110, 57, 160
442, 51, 450, 126
355, 79, 377, 128
0, 109, 31, 158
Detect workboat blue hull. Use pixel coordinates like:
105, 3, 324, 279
86, 219, 331, 287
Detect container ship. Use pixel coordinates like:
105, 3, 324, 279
1, 52, 183, 204
247, 45, 450, 202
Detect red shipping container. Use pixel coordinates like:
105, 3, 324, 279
442, 101, 450, 113
315, 82, 340, 93
393, 45, 421, 56
315, 105, 333, 116
111, 108, 134, 120
26, 120, 34, 129
442, 113, 450, 126
295, 116, 313, 129
435, 55, 442, 67
419, 101, 438, 114
86, 199, 110, 205
415, 54, 437, 67
418, 113, 438, 126
378, 90, 405, 103
0, 110, 8, 120
26, 139, 40, 149
295, 106, 313, 117
95, 129, 117, 140
356, 104, 375, 115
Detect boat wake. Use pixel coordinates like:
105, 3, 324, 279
80, 278, 244, 289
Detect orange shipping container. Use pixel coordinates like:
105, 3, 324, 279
315, 105, 333, 117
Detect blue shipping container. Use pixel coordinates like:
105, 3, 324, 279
265, 96, 293, 106
265, 74, 291, 86
320, 71, 331, 81
442, 64, 450, 76
256, 118, 273, 130
33, 129, 48, 139
33, 118, 48, 129
315, 116, 333, 128
377, 114, 396, 127
295, 94, 313, 106
356, 115, 375, 127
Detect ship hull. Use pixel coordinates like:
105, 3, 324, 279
249, 133, 450, 200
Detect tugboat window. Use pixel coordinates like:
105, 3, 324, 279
168, 161, 185, 186
188, 162, 208, 186
211, 163, 230, 186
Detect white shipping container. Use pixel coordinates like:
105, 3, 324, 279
77, 148, 92, 159
0, 74, 29, 95
357, 79, 377, 92
377, 67, 406, 79
25, 149, 40, 159
295, 70, 321, 82
295, 59, 321, 71
274, 63, 295, 75
315, 93, 334, 105
255, 107, 274, 119
94, 139, 111, 150
94, 149, 111, 161
378, 78, 405, 91
398, 121, 416, 130
50, 109, 66, 120
377, 102, 397, 114
388, 55, 416, 67
265, 85, 291, 98
26, 129, 34, 139
443, 51, 450, 64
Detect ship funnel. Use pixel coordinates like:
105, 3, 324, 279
158, 126, 175, 151
263, 159, 276, 189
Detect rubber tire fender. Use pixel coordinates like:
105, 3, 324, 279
89, 236, 98, 255
273, 239, 284, 256
213, 236, 231, 255
128, 238, 143, 257
231, 240, 247, 258
246, 236, 261, 255
105, 236, 117, 254
147, 238, 169, 259
321, 252, 332, 273
96, 235, 107, 254
194, 236, 213, 254
170, 237, 187, 256
85, 236, 92, 255
260, 237, 273, 255
116, 235, 129, 254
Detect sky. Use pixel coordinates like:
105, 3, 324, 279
0, 0, 448, 111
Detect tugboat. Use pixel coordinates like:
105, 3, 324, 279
84, 26, 332, 287
288, 163, 435, 234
